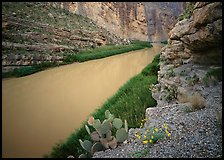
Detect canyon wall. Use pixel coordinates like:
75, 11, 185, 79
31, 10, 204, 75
49, 2, 184, 41
153, 2, 222, 108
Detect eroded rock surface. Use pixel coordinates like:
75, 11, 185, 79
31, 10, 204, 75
49, 2, 184, 41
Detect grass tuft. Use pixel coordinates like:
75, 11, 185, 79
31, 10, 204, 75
190, 92, 206, 110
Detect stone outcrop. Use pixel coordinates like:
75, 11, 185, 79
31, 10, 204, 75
153, 2, 222, 107
49, 2, 184, 42
165, 2, 222, 66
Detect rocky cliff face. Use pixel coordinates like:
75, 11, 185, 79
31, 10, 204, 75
144, 2, 184, 42
49, 2, 184, 41
153, 2, 222, 108
167, 2, 222, 66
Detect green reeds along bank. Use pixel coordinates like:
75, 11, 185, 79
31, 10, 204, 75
47, 53, 160, 158
2, 61, 60, 78
2, 41, 152, 79
64, 41, 152, 63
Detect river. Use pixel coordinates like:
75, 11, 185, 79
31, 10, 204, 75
2, 43, 163, 158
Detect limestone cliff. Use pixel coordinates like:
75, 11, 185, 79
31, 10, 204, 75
49, 2, 184, 41
153, 2, 222, 107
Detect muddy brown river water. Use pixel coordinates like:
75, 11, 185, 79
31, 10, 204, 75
2, 44, 163, 158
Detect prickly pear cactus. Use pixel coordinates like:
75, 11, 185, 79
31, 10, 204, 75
78, 110, 128, 158
116, 128, 128, 142
91, 142, 104, 155
79, 139, 93, 153
101, 120, 112, 134
93, 119, 101, 129
108, 136, 117, 149
113, 118, 123, 129
90, 131, 100, 141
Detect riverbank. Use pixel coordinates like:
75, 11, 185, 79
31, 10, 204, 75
2, 41, 152, 78
47, 52, 161, 158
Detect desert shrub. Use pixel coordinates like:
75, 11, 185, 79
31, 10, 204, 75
203, 67, 222, 86
177, 93, 189, 103
178, 2, 196, 21
190, 92, 206, 110
160, 40, 168, 44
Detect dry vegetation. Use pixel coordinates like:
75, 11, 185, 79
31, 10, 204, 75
177, 93, 189, 103
190, 92, 206, 110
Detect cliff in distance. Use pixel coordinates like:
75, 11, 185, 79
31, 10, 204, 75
49, 2, 184, 42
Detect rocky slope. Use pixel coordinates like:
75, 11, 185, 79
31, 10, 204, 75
49, 2, 184, 42
93, 2, 222, 158
2, 2, 127, 72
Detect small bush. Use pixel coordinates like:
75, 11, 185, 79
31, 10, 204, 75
160, 40, 168, 44
164, 85, 178, 102
134, 119, 171, 145
178, 2, 196, 21
177, 93, 189, 103
131, 40, 152, 48
203, 67, 222, 86
190, 92, 206, 110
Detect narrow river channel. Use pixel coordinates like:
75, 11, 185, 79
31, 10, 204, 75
2, 43, 163, 158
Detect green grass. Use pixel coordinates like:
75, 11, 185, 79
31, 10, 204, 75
178, 2, 196, 21
64, 41, 152, 63
47, 53, 160, 158
160, 40, 168, 44
2, 62, 61, 78
202, 67, 222, 86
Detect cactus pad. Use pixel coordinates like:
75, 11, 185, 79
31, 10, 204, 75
78, 154, 88, 158
108, 136, 117, 149
96, 128, 103, 138
100, 138, 109, 149
105, 110, 111, 119
90, 131, 100, 141
124, 120, 128, 133
91, 142, 105, 155
88, 116, 94, 126
107, 114, 114, 122
85, 125, 91, 135
106, 130, 112, 141
116, 128, 128, 142
80, 140, 93, 152
93, 119, 101, 129
101, 120, 111, 134
113, 118, 123, 129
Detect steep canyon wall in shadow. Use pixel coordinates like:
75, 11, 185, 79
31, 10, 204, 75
49, 2, 184, 41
